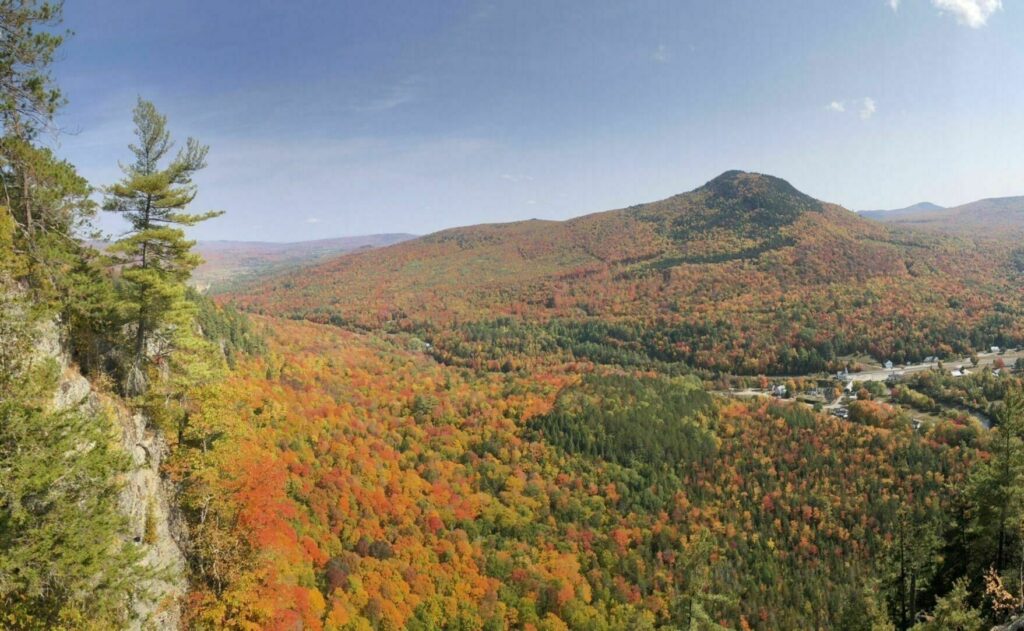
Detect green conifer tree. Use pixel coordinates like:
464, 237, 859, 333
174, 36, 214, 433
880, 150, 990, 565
968, 391, 1024, 575
1, 0, 96, 296
0, 0, 67, 238
909, 579, 984, 631
103, 98, 222, 394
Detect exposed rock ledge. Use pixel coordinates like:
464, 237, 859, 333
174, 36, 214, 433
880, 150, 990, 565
41, 322, 188, 630
994, 617, 1024, 631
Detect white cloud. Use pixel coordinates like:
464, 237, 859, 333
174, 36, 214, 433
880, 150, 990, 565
859, 97, 877, 120
825, 98, 876, 120
305, 217, 320, 224
651, 44, 670, 63
931, 0, 1002, 27
889, 0, 901, 11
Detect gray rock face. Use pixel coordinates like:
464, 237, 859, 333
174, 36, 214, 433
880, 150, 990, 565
42, 321, 188, 630
994, 617, 1024, 631
113, 404, 188, 631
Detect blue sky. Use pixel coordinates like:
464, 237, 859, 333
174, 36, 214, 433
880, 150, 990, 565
52, 0, 1022, 241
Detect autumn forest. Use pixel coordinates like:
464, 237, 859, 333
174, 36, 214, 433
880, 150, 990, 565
2, 3, 1024, 631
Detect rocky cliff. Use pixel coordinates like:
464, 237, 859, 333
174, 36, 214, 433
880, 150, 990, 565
41, 321, 188, 629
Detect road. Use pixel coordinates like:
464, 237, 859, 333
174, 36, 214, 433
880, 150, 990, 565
715, 349, 1019, 429
849, 349, 1022, 382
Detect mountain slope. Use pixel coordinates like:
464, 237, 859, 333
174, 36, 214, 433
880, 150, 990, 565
226, 171, 1024, 373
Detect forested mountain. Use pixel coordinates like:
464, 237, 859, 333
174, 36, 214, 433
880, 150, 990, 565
229, 171, 1024, 374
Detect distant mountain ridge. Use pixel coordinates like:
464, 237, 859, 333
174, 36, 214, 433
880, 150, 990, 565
858, 201, 944, 220
192, 233, 416, 290
197, 234, 414, 251
226, 171, 1024, 374
860, 196, 1024, 235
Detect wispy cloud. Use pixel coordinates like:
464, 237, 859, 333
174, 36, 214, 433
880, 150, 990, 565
931, 0, 1002, 27
890, 0, 1002, 27
305, 217, 320, 224
859, 97, 877, 120
351, 75, 422, 112
651, 44, 671, 63
826, 97, 877, 120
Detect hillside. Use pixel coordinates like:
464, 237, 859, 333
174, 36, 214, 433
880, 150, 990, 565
175, 315, 980, 629
862, 196, 1024, 236
227, 171, 1024, 374
192, 233, 415, 291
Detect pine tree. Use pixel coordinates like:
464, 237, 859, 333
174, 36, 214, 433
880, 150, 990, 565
0, 402, 145, 629
103, 98, 222, 394
0, 1, 65, 136
1, 0, 96, 289
0, 0, 94, 239
968, 391, 1024, 575
0, 211, 35, 398
672, 531, 734, 630
883, 505, 944, 629
909, 579, 984, 631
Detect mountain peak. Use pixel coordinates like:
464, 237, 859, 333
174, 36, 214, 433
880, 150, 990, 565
700, 170, 815, 204
681, 170, 823, 230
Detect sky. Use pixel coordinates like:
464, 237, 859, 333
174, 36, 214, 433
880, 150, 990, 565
51, 0, 1023, 242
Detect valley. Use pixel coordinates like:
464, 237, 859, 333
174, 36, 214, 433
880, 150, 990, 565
3, 3, 1024, 630
183, 172, 1023, 627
